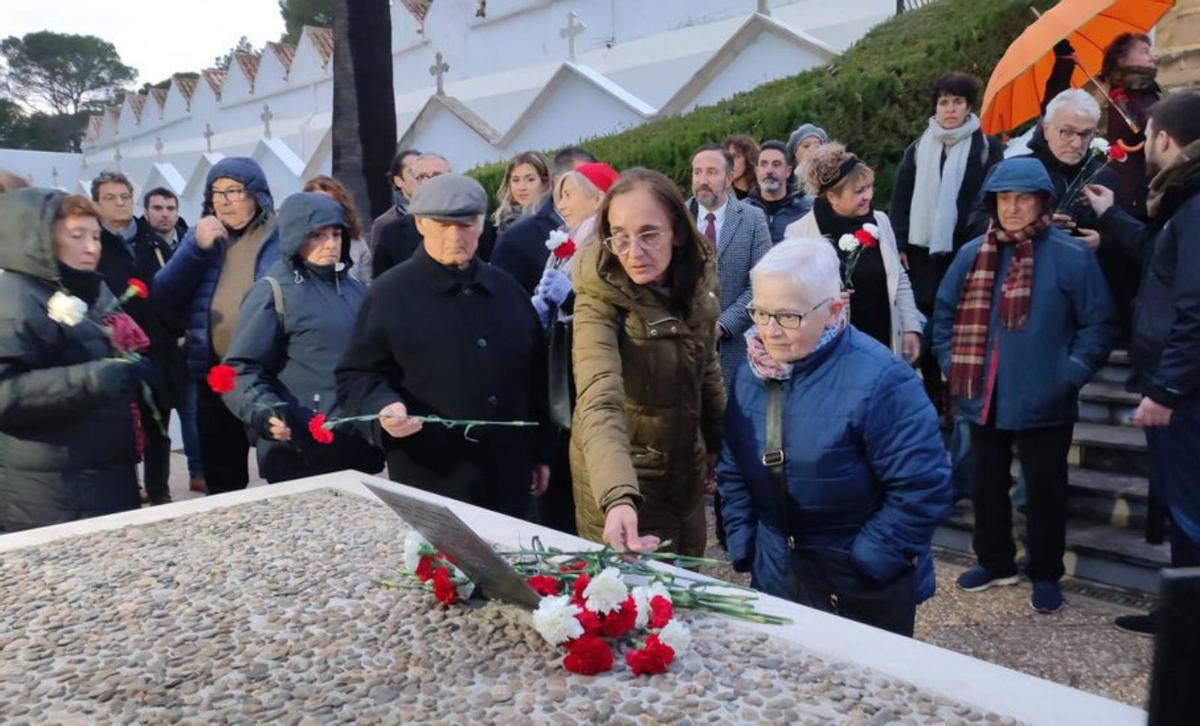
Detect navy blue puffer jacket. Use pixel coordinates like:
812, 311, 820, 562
718, 327, 953, 603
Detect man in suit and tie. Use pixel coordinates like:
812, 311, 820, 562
688, 144, 774, 390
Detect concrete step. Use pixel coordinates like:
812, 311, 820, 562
935, 502, 1170, 594
1078, 381, 1139, 426
1004, 464, 1148, 530
1093, 350, 1132, 385
1070, 422, 1147, 477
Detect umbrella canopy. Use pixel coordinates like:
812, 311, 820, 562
981, 0, 1175, 135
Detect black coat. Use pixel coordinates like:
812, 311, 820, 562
491, 196, 563, 295
744, 191, 811, 243
1097, 160, 1200, 412
98, 218, 186, 402
373, 213, 498, 279
890, 129, 1002, 253
0, 189, 142, 532
335, 246, 550, 519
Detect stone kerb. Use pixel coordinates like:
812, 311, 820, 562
0, 472, 1146, 725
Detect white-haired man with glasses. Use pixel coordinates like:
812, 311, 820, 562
717, 237, 952, 636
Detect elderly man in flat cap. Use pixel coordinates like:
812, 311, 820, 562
336, 174, 551, 520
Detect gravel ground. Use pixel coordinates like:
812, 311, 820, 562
699, 504, 1153, 709
0, 489, 1018, 725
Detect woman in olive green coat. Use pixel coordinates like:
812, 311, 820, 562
570, 168, 726, 557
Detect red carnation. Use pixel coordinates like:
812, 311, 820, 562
415, 555, 435, 583
1109, 87, 1129, 105
1109, 144, 1128, 163
526, 575, 561, 596
626, 633, 676, 676
308, 413, 335, 444
576, 609, 602, 637
432, 567, 458, 604
648, 595, 674, 629
125, 278, 149, 299
600, 596, 638, 638
206, 364, 237, 394
563, 635, 613, 675
571, 574, 590, 606
552, 238, 576, 260
558, 561, 587, 572
854, 228, 878, 249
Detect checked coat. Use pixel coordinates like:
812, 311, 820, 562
689, 195, 774, 389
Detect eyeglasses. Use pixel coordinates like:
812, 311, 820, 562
746, 297, 833, 330
211, 188, 249, 201
100, 193, 132, 203
603, 229, 666, 256
1055, 127, 1097, 144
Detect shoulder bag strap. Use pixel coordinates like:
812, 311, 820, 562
763, 380, 794, 551
263, 276, 286, 324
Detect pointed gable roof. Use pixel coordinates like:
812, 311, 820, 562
126, 93, 146, 121
266, 41, 296, 71
234, 52, 261, 92
303, 26, 334, 66
150, 87, 168, 108
202, 69, 226, 100
174, 74, 198, 101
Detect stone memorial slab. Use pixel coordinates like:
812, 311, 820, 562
0, 474, 1145, 724
363, 481, 540, 609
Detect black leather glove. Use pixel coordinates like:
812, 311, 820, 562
93, 359, 140, 400
1054, 38, 1075, 58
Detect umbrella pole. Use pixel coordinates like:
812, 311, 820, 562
1029, 7, 1141, 134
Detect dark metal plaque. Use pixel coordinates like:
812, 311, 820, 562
363, 482, 541, 610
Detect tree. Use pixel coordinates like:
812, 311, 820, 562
332, 0, 395, 223
0, 31, 136, 116
280, 0, 333, 44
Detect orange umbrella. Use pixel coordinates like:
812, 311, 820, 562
981, 0, 1175, 135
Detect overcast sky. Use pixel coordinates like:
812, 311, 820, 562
3, 0, 287, 87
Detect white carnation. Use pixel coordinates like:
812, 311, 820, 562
456, 579, 476, 601
1090, 137, 1111, 154
631, 586, 651, 630
658, 619, 691, 653
646, 581, 672, 602
545, 229, 570, 251
837, 234, 859, 252
403, 531, 431, 573
582, 567, 629, 615
861, 223, 879, 239
46, 291, 87, 327
531, 595, 584, 646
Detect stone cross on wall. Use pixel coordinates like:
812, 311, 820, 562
204, 123, 214, 153
559, 10, 587, 62
757, 0, 771, 16
261, 104, 274, 139
113, 147, 122, 168
430, 52, 450, 96
51, 166, 59, 188
154, 136, 164, 160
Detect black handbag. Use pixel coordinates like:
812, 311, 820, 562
546, 317, 574, 430
763, 380, 917, 637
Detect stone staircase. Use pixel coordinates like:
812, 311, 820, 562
934, 350, 1171, 596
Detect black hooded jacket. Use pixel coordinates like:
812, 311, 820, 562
0, 188, 142, 532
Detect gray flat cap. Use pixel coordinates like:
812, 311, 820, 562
409, 173, 487, 222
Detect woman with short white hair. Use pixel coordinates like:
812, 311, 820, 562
717, 237, 952, 636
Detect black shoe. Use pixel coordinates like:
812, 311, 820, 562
1114, 612, 1156, 636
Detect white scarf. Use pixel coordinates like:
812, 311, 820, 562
908, 113, 980, 254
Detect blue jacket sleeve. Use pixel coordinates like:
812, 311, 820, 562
716, 380, 757, 572
932, 244, 973, 375
152, 229, 217, 313
851, 363, 953, 583
222, 280, 288, 436
1063, 245, 1117, 388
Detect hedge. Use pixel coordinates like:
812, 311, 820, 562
468, 0, 1051, 211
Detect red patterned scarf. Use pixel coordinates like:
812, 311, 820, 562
948, 215, 1049, 399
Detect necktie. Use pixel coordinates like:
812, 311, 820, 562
704, 213, 717, 246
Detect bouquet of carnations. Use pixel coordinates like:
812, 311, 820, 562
385, 533, 788, 677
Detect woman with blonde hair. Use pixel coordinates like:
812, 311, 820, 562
784, 143, 922, 363
492, 151, 551, 234
302, 175, 373, 285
